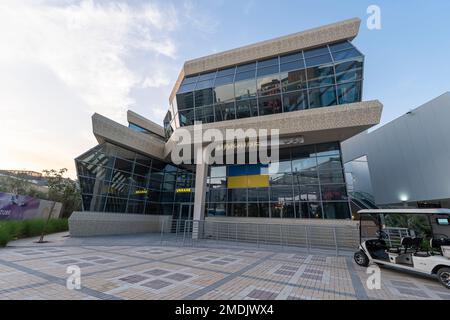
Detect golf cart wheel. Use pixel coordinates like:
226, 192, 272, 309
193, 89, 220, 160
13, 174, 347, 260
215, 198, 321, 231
354, 250, 369, 267
437, 267, 450, 289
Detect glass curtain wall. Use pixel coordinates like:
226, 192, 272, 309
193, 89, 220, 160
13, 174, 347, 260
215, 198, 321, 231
173, 41, 364, 129
76, 143, 195, 215
205, 142, 351, 220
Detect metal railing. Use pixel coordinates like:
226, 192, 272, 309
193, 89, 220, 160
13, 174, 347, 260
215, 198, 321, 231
384, 227, 411, 247
159, 219, 359, 255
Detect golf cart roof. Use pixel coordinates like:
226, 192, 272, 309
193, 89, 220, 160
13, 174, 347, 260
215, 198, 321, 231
358, 209, 450, 215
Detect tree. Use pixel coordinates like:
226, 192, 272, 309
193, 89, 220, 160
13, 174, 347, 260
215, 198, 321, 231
42, 169, 81, 218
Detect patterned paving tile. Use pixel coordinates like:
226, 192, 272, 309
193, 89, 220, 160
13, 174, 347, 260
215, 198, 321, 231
119, 275, 149, 284
94, 259, 117, 264
144, 269, 171, 276
141, 279, 172, 290
222, 258, 237, 262
274, 270, 296, 276
391, 280, 418, 288
247, 289, 278, 300
210, 260, 228, 265
1, 238, 449, 301
164, 273, 192, 282
396, 287, 430, 299
77, 262, 94, 268
82, 256, 104, 261
280, 265, 299, 271
54, 259, 79, 265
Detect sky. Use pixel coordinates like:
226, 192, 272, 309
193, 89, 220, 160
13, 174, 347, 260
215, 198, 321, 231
1, 0, 449, 179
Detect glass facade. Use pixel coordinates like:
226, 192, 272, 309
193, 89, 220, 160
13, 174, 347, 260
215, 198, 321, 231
76, 143, 195, 216
206, 142, 351, 219
170, 41, 364, 129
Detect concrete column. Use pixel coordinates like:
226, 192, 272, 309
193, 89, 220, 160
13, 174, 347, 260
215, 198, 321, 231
192, 148, 208, 239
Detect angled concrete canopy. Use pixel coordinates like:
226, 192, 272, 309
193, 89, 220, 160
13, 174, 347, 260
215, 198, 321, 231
127, 110, 165, 138
92, 113, 166, 160
164, 100, 383, 157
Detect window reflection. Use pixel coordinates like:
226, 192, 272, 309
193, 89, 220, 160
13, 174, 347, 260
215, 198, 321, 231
176, 41, 363, 127
259, 95, 282, 116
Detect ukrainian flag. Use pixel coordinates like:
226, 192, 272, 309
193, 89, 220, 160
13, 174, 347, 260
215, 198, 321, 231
227, 164, 269, 189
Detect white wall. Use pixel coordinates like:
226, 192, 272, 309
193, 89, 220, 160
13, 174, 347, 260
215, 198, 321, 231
342, 93, 450, 206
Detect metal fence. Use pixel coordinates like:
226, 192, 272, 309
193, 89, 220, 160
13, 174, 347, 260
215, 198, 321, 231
159, 219, 359, 255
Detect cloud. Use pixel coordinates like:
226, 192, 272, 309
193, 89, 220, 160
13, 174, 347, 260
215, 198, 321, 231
0, 0, 180, 120
0, 0, 182, 177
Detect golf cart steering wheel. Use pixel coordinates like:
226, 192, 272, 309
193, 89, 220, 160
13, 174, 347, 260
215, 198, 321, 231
376, 230, 389, 240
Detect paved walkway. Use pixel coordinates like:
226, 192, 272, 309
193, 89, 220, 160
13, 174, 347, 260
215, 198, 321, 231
0, 233, 449, 300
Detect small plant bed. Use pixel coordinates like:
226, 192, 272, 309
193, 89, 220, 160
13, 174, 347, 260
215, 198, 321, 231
0, 219, 68, 247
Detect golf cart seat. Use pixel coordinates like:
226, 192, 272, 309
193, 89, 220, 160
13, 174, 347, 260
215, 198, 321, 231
388, 237, 413, 254
388, 237, 422, 254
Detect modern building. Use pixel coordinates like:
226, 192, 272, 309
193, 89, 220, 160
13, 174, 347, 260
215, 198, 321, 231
343, 92, 450, 209
70, 18, 383, 236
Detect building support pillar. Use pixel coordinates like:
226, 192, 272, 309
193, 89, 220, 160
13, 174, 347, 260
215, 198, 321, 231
193, 148, 208, 239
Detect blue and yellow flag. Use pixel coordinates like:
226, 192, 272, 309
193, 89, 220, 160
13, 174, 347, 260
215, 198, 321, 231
227, 164, 269, 189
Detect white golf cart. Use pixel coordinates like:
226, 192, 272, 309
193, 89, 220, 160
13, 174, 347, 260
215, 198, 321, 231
354, 209, 450, 289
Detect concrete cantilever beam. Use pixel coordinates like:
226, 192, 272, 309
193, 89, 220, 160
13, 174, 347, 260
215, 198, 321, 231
163, 100, 383, 158
92, 113, 166, 160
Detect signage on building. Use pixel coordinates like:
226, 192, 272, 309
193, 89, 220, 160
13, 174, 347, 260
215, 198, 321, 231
176, 188, 192, 193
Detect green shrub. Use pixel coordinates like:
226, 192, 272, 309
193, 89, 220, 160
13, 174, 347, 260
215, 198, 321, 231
0, 219, 69, 247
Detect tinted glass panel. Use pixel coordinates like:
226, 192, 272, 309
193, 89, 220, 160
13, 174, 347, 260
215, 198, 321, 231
257, 74, 280, 96
323, 202, 350, 219
182, 75, 198, 85
236, 99, 258, 119
257, 65, 279, 77
332, 48, 361, 61
176, 92, 194, 110
292, 157, 317, 172
235, 70, 256, 81
315, 142, 340, 157
283, 91, 308, 112
335, 59, 363, 83
195, 88, 214, 107
297, 185, 321, 201
178, 82, 196, 93
258, 57, 278, 67
217, 67, 236, 77
198, 71, 216, 81
305, 54, 333, 67
321, 184, 348, 201
179, 108, 195, 126
235, 79, 256, 99
195, 105, 214, 123
236, 62, 256, 73
281, 69, 307, 92
304, 46, 330, 58
308, 86, 337, 108
329, 41, 353, 52
214, 75, 234, 86
319, 170, 344, 184
258, 95, 282, 116
214, 83, 235, 103
280, 60, 305, 73
215, 102, 236, 121
337, 81, 362, 104
280, 52, 303, 64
